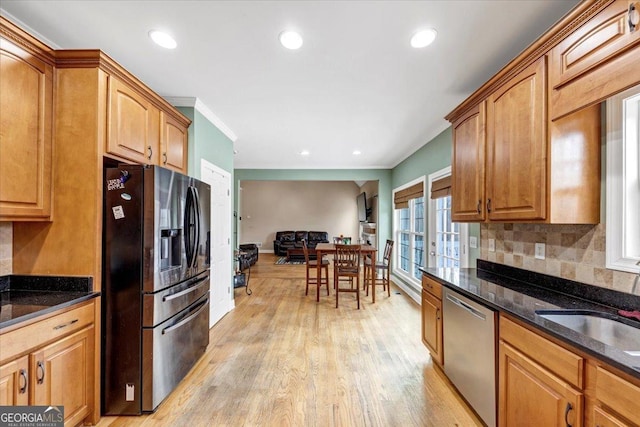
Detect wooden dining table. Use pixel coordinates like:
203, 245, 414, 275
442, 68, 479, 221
313, 243, 377, 302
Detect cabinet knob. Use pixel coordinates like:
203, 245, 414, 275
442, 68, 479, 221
630, 3, 639, 32
147, 146, 153, 160
36, 361, 45, 385
19, 369, 27, 394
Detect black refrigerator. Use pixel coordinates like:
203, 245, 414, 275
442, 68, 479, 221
102, 164, 211, 415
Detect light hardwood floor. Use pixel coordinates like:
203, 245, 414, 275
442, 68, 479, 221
97, 253, 481, 427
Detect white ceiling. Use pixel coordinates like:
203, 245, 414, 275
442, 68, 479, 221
1, 0, 580, 169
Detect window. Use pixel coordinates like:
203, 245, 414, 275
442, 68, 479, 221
397, 196, 426, 280
428, 167, 468, 268
434, 195, 461, 267
606, 84, 640, 273
395, 178, 426, 282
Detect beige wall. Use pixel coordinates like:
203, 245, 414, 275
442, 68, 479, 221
480, 223, 636, 293
0, 222, 12, 275
239, 181, 361, 250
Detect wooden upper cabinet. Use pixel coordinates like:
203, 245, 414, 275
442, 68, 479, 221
160, 111, 188, 173
0, 34, 53, 221
486, 56, 547, 221
550, 0, 640, 120
451, 103, 486, 222
108, 77, 160, 165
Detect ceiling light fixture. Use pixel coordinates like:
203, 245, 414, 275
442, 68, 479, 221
149, 30, 177, 49
279, 30, 303, 50
411, 29, 437, 48
299, 150, 310, 156
353, 150, 361, 155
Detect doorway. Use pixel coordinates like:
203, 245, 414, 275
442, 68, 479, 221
201, 160, 232, 327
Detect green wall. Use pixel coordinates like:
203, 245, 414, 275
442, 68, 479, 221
234, 169, 392, 251
178, 107, 234, 177
391, 126, 480, 269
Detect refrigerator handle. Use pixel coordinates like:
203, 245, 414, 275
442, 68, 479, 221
184, 187, 194, 268
192, 186, 201, 268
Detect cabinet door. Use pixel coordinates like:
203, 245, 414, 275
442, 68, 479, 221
499, 340, 583, 427
486, 56, 547, 221
593, 406, 630, 427
0, 37, 52, 220
108, 77, 160, 165
0, 356, 29, 406
160, 111, 188, 173
421, 290, 443, 366
31, 326, 94, 427
451, 103, 486, 222
550, 0, 640, 120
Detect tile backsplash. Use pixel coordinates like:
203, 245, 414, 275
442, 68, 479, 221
0, 222, 12, 275
480, 223, 636, 294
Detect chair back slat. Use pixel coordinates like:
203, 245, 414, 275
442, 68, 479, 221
383, 240, 394, 263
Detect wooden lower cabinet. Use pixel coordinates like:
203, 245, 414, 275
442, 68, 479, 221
0, 356, 29, 406
421, 290, 443, 366
421, 276, 443, 367
31, 327, 94, 426
0, 302, 95, 427
592, 406, 629, 427
499, 340, 583, 427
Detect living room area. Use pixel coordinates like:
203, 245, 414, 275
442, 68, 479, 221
236, 178, 380, 263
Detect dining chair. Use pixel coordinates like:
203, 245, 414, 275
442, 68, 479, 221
303, 240, 330, 301
364, 239, 394, 302
334, 244, 361, 309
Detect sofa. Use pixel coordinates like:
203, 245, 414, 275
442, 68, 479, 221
238, 243, 259, 271
273, 231, 329, 257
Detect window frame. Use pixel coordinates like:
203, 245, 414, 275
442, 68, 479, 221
606, 85, 640, 273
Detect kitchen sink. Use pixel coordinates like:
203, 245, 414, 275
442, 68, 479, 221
535, 309, 640, 353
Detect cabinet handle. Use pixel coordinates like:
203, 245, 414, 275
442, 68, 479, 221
53, 318, 78, 330
36, 361, 45, 385
564, 402, 573, 427
487, 198, 492, 213
147, 146, 153, 160
476, 200, 481, 214
163, 152, 168, 164
629, 3, 639, 32
436, 308, 441, 320
18, 369, 27, 394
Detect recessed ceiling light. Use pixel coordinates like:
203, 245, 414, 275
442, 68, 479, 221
411, 29, 437, 48
299, 150, 310, 156
149, 30, 177, 49
279, 31, 303, 50
353, 150, 361, 155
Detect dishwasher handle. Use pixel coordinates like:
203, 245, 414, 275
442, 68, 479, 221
446, 293, 487, 321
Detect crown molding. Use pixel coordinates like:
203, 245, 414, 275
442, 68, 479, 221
165, 96, 237, 142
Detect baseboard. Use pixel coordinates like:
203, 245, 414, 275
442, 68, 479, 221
391, 273, 421, 304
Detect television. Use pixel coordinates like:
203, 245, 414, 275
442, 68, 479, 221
357, 192, 368, 222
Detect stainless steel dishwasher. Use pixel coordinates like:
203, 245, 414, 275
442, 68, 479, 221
443, 287, 497, 427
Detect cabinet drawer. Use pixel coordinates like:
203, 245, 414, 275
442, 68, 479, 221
0, 301, 94, 363
421, 275, 442, 299
500, 316, 584, 389
595, 366, 640, 425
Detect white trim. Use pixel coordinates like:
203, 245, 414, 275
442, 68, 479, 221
165, 96, 238, 142
606, 85, 640, 273
391, 273, 421, 304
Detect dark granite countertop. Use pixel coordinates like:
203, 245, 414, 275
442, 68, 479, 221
0, 275, 99, 330
421, 260, 640, 379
